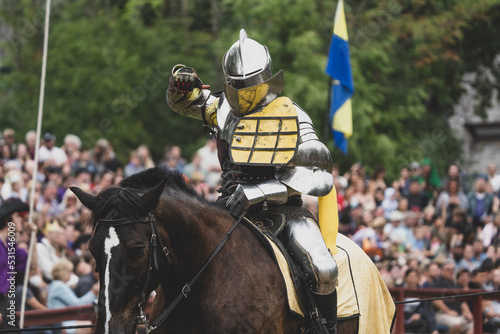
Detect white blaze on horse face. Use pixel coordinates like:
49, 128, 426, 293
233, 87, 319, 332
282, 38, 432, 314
104, 227, 120, 334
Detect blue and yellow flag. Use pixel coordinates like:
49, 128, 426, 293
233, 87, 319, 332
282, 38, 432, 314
326, 0, 353, 154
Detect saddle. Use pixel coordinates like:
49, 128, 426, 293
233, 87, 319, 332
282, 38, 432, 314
243, 205, 331, 333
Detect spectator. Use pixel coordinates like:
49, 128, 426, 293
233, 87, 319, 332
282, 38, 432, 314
47, 259, 98, 334
137, 144, 155, 169
183, 152, 209, 182
62, 134, 82, 164
405, 177, 428, 212
74, 259, 99, 297
383, 210, 414, 252
92, 170, 114, 193
160, 145, 186, 172
481, 212, 500, 248
352, 216, 385, 261
456, 268, 471, 290
91, 138, 122, 174
74, 166, 93, 188
421, 261, 441, 287
442, 163, 469, 194
403, 268, 438, 334
196, 137, 222, 188
71, 149, 98, 177
368, 166, 387, 196
420, 157, 442, 203
448, 207, 472, 243
425, 232, 447, 261
331, 164, 348, 190
487, 269, 500, 329
72, 234, 92, 257
0, 143, 13, 165
467, 177, 495, 230
436, 178, 469, 221
2, 129, 17, 156
14, 143, 31, 167
421, 205, 436, 226
1, 169, 27, 201
381, 187, 398, 220
339, 200, 362, 237
35, 181, 61, 219
24, 130, 37, 160
36, 220, 70, 282
486, 162, 500, 194
469, 267, 488, 290
392, 166, 411, 197
124, 150, 145, 177
412, 225, 431, 259
349, 178, 376, 212
456, 244, 477, 273
471, 238, 489, 268
0, 200, 30, 319
409, 161, 422, 180
38, 133, 68, 167
431, 259, 474, 334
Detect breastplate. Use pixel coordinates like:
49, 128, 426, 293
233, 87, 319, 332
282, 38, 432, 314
228, 96, 299, 166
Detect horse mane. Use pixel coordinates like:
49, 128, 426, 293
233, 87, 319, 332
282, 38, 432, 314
88, 167, 208, 228
119, 167, 198, 197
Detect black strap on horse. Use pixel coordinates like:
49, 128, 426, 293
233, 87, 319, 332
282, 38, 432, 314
147, 211, 246, 333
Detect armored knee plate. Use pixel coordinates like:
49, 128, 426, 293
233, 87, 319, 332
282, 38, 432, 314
282, 216, 338, 295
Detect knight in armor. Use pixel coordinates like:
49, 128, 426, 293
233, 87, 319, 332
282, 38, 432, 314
167, 29, 338, 333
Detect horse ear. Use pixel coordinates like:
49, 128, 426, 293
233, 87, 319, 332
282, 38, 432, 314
70, 187, 99, 210
140, 178, 167, 211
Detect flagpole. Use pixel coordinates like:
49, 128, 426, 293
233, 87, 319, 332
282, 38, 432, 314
20, 0, 51, 328
323, 78, 333, 143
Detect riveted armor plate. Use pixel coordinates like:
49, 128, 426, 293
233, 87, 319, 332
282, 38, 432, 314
230, 97, 298, 166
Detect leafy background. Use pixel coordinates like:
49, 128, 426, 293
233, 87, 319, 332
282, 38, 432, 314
1, 0, 500, 181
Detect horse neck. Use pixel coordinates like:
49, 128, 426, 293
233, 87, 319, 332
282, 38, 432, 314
158, 196, 232, 280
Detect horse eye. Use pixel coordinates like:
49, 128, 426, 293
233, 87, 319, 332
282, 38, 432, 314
129, 246, 146, 258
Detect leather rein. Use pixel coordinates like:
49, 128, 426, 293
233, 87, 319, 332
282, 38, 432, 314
97, 211, 245, 333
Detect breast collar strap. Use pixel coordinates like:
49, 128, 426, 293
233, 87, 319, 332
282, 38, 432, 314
97, 212, 173, 331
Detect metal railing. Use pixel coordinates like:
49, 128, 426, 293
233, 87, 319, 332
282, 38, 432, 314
390, 287, 500, 334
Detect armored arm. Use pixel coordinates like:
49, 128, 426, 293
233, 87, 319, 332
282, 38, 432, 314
225, 179, 288, 217
166, 64, 218, 125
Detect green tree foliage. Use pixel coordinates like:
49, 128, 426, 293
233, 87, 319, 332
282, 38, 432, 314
1, 0, 499, 179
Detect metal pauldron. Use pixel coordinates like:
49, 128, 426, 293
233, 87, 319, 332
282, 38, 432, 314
282, 216, 338, 295
275, 104, 334, 197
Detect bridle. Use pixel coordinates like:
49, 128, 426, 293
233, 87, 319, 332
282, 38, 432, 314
98, 212, 173, 331
97, 210, 245, 333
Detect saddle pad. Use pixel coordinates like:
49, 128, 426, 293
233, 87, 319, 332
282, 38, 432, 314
243, 217, 304, 317
242, 218, 395, 333
335, 234, 396, 333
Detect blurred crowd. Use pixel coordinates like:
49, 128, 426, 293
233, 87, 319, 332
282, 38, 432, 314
1, 127, 500, 333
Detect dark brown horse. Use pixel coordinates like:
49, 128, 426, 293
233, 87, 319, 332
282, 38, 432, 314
72, 168, 380, 334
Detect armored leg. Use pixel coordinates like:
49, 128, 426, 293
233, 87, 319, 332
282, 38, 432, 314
282, 216, 338, 333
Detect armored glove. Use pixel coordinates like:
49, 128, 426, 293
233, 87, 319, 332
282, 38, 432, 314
225, 180, 288, 217
170, 64, 203, 92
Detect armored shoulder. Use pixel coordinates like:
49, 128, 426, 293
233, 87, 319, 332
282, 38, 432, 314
292, 103, 333, 172
275, 102, 334, 197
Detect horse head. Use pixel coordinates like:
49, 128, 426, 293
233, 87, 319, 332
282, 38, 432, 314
71, 176, 168, 334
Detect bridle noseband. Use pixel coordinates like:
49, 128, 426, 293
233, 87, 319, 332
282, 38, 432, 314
98, 212, 173, 330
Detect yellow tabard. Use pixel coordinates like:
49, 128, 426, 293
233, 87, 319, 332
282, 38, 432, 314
230, 97, 299, 166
